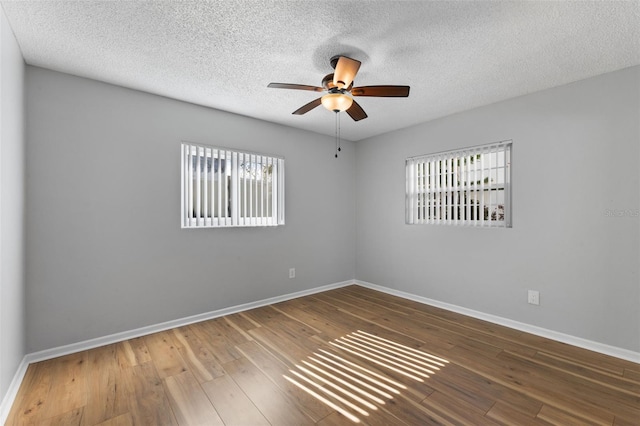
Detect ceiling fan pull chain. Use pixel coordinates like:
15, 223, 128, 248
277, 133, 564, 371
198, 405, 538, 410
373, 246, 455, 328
338, 112, 342, 153
335, 111, 339, 158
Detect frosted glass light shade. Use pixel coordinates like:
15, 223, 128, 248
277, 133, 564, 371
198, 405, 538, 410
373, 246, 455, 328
321, 93, 353, 112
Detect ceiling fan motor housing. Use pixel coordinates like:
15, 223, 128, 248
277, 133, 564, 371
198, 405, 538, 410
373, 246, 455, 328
322, 73, 353, 92
322, 73, 336, 90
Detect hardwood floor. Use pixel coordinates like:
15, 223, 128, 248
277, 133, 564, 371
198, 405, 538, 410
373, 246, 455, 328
6, 285, 640, 425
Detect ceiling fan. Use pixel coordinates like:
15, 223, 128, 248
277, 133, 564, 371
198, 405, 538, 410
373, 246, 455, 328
268, 55, 410, 121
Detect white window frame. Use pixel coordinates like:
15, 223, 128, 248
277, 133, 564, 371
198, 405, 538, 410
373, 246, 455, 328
406, 140, 512, 227
181, 142, 285, 228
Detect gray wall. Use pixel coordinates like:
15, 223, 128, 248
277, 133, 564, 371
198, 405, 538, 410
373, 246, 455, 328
356, 66, 640, 352
25, 66, 355, 352
0, 7, 26, 401
21, 63, 640, 355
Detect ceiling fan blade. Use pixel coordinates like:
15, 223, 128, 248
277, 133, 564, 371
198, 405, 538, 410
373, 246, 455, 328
268, 83, 324, 92
333, 56, 361, 89
345, 100, 368, 121
292, 97, 322, 115
351, 85, 410, 97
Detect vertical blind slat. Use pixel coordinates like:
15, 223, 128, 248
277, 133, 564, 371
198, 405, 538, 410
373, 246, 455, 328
260, 156, 265, 226
231, 151, 238, 225
228, 151, 231, 225
212, 149, 222, 225
214, 149, 218, 223
467, 153, 472, 222
424, 161, 428, 224
445, 158, 448, 222
243, 152, 248, 226
453, 157, 458, 225
248, 154, 253, 223
417, 161, 421, 223
269, 157, 274, 225
188, 145, 193, 223
473, 152, 479, 224
420, 160, 424, 223
416, 161, 421, 224
479, 151, 484, 226
225, 151, 229, 225
404, 160, 414, 223
487, 146, 492, 226
412, 160, 417, 223
196, 146, 202, 226
411, 160, 417, 224
253, 155, 258, 224
254, 156, 261, 225
460, 153, 465, 222
417, 161, 422, 224
274, 159, 278, 225
429, 161, 433, 224
440, 158, 445, 222
182, 144, 187, 226
203, 148, 209, 223
436, 158, 441, 222
448, 158, 452, 224
241, 152, 246, 225
189, 145, 194, 223
278, 158, 285, 224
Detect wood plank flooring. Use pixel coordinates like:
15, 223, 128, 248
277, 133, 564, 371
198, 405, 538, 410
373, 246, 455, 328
6, 285, 640, 425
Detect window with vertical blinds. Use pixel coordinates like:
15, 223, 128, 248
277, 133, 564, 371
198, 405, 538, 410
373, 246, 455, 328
181, 142, 285, 228
406, 141, 512, 227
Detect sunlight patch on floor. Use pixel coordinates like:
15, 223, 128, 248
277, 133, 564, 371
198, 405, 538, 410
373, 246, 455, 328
283, 330, 449, 423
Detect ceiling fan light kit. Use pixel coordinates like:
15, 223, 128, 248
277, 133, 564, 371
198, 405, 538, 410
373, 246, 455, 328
321, 93, 353, 112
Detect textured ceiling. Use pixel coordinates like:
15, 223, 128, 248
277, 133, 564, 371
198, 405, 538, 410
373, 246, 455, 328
2, 1, 639, 141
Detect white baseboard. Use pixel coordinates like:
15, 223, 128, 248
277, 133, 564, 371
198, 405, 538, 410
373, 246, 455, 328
354, 280, 640, 364
0, 279, 354, 422
0, 356, 29, 425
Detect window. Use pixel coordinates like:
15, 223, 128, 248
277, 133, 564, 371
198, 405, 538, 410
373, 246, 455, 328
181, 142, 284, 228
406, 140, 511, 227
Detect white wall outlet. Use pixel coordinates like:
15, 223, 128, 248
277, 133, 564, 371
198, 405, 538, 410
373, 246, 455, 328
289, 268, 296, 279
528, 290, 540, 305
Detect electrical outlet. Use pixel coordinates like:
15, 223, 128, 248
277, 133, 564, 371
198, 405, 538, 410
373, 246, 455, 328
289, 268, 296, 279
528, 290, 540, 305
